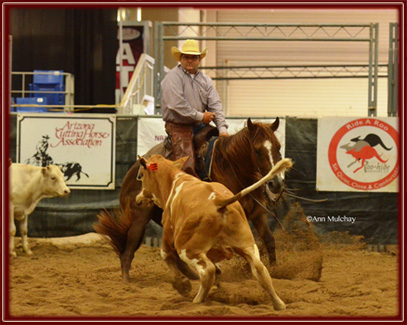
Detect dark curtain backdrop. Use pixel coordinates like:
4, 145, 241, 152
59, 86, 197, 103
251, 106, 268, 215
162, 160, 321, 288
10, 8, 117, 111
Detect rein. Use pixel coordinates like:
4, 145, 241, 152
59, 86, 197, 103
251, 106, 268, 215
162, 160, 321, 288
282, 189, 328, 203
226, 158, 285, 230
209, 132, 328, 230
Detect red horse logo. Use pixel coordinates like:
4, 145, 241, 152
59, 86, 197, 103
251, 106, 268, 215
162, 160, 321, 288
340, 134, 392, 173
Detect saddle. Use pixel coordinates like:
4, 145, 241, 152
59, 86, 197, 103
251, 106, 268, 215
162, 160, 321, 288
143, 125, 219, 180
194, 126, 219, 180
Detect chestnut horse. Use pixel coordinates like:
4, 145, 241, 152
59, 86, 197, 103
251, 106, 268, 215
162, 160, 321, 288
94, 118, 284, 282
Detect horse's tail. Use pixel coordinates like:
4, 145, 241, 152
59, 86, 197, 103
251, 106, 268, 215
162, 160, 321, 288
215, 158, 293, 208
93, 202, 133, 256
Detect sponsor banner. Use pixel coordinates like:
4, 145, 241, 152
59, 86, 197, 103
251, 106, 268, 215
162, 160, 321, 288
17, 114, 116, 190
137, 117, 286, 157
317, 117, 398, 192
137, 118, 166, 156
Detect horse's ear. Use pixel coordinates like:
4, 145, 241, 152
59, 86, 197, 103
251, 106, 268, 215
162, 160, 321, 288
247, 118, 256, 134
138, 155, 147, 169
271, 117, 279, 132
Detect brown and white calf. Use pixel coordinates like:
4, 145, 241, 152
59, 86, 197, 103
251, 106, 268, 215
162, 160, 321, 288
136, 154, 292, 309
9, 164, 71, 256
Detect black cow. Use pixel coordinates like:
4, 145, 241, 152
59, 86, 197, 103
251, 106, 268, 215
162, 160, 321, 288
59, 162, 89, 182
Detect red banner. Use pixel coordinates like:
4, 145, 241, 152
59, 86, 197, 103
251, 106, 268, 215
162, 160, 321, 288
116, 24, 145, 104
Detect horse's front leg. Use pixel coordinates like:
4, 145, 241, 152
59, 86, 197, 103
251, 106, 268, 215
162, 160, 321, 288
120, 205, 160, 282
161, 226, 192, 297
252, 212, 277, 265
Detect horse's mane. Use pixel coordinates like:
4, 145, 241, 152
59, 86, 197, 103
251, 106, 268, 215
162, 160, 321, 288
214, 124, 263, 191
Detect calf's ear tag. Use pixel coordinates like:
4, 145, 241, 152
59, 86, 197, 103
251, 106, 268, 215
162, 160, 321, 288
147, 163, 158, 171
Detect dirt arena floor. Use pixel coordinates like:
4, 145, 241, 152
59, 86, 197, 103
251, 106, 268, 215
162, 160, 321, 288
8, 229, 399, 320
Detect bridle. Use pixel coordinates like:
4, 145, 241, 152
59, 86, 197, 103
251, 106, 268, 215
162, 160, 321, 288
213, 131, 286, 229
226, 159, 286, 229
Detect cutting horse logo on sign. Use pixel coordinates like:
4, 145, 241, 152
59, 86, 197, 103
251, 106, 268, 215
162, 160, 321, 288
25, 134, 90, 182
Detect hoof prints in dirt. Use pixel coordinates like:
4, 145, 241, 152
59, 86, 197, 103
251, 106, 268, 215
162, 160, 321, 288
9, 239, 399, 317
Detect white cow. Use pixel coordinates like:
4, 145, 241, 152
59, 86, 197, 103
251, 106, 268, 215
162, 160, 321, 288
9, 164, 71, 256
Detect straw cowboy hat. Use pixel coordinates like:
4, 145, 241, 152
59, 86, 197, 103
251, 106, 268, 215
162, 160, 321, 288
171, 39, 207, 61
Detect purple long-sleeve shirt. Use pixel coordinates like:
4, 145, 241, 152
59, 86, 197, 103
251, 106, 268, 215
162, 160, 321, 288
161, 65, 228, 134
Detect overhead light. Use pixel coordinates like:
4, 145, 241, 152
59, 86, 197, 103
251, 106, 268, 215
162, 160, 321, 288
137, 8, 142, 22
117, 8, 129, 22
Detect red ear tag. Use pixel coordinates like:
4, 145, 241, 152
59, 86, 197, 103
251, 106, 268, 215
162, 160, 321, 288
147, 163, 158, 171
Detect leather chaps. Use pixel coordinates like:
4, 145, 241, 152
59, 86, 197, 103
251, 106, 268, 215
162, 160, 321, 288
165, 121, 199, 178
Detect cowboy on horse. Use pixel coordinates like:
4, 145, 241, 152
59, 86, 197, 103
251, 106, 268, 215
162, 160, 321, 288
94, 41, 289, 284
25, 135, 54, 167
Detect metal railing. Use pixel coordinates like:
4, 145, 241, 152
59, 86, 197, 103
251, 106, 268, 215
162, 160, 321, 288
10, 71, 117, 113
11, 71, 75, 111
387, 23, 399, 117
155, 22, 380, 116
120, 53, 169, 115
201, 64, 388, 80
10, 56, 166, 114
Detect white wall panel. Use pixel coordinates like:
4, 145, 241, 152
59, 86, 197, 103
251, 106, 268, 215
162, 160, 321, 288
216, 9, 397, 64
226, 78, 389, 117
210, 9, 398, 117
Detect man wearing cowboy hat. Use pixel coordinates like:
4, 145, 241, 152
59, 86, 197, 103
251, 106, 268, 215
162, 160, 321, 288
161, 39, 228, 177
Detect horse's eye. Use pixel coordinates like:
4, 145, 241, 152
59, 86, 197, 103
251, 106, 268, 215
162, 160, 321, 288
51, 176, 56, 180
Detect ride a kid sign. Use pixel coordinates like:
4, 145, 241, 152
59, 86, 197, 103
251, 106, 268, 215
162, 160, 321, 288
317, 117, 398, 192
17, 114, 116, 190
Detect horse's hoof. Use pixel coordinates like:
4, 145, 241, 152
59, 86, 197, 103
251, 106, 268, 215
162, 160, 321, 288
10, 251, 17, 257
192, 295, 204, 304
172, 278, 191, 296
268, 260, 277, 268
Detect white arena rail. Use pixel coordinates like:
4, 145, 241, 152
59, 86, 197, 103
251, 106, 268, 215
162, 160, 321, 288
119, 53, 169, 115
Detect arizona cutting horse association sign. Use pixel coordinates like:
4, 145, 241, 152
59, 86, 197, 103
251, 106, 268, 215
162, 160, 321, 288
317, 117, 398, 192
17, 114, 116, 190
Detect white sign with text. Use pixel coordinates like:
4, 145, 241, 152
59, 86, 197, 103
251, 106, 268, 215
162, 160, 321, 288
317, 116, 398, 192
17, 114, 116, 189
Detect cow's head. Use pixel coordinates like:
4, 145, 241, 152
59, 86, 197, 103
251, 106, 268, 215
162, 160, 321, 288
135, 155, 188, 208
42, 165, 71, 197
